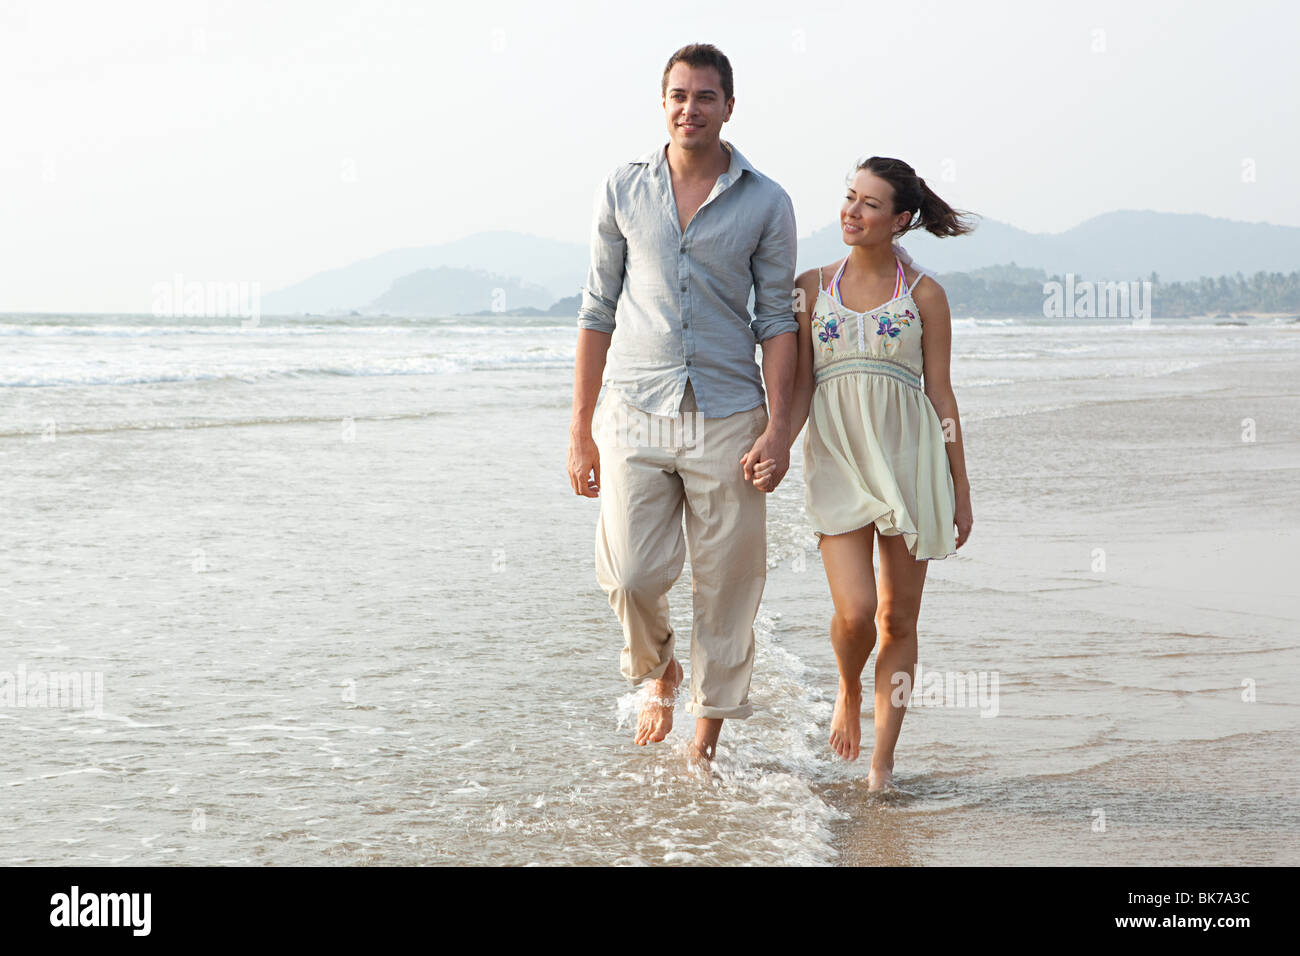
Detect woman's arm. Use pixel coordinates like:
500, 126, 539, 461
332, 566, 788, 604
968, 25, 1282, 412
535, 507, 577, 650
916, 277, 973, 548
786, 268, 820, 450
753, 268, 818, 492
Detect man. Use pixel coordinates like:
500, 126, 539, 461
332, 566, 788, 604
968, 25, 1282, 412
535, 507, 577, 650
566, 43, 798, 761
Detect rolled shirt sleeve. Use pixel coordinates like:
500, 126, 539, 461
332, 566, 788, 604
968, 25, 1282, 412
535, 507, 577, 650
748, 189, 798, 343
576, 173, 625, 334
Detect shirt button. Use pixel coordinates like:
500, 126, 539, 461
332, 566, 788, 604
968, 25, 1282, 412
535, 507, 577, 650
682, 321, 689, 329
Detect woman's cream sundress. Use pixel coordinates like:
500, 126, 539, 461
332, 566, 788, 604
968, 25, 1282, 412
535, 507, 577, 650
803, 253, 956, 560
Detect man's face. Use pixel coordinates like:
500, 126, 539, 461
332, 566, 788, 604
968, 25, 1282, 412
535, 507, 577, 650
662, 62, 733, 152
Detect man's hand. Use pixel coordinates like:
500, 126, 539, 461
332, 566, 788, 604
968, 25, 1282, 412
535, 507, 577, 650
568, 428, 600, 497
740, 425, 789, 494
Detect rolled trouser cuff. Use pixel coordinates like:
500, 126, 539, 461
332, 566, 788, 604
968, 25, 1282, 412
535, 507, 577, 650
685, 701, 753, 720
626, 655, 673, 685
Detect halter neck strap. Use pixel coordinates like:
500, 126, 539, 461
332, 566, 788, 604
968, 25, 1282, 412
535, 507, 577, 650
828, 255, 907, 306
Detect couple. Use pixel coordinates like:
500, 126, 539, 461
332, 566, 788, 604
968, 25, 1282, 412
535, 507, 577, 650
566, 43, 973, 789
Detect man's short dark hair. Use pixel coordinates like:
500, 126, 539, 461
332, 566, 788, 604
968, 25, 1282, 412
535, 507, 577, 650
661, 43, 734, 102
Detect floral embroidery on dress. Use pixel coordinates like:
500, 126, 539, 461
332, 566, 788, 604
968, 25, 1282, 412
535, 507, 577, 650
873, 308, 916, 349
812, 310, 842, 356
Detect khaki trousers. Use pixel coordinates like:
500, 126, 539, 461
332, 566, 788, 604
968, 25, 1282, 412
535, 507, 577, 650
593, 379, 769, 719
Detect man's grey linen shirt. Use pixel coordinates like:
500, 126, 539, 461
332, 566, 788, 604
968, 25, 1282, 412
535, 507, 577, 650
576, 140, 798, 419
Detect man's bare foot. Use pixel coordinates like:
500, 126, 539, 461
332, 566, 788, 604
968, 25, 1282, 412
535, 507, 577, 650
687, 740, 714, 762
829, 680, 863, 760
634, 658, 683, 745
688, 716, 724, 762
867, 761, 894, 792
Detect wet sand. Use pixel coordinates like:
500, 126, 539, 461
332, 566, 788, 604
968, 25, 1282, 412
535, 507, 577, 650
795, 352, 1300, 864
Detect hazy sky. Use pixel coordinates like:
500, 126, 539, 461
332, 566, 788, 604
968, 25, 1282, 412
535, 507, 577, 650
3, 0, 1297, 312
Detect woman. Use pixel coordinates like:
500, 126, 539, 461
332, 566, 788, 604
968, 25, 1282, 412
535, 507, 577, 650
749, 156, 974, 791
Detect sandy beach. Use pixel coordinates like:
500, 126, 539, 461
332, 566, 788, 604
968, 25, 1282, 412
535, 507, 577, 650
1, 312, 1297, 865
807, 351, 1300, 864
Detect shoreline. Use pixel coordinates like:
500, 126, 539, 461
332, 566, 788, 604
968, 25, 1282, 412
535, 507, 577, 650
797, 350, 1300, 866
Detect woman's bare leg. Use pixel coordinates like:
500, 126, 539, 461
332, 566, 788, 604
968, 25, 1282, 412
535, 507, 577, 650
817, 525, 878, 760
869, 531, 929, 790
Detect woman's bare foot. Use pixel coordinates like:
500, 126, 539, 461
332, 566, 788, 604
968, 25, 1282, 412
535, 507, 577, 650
634, 658, 683, 745
867, 761, 894, 792
829, 679, 863, 760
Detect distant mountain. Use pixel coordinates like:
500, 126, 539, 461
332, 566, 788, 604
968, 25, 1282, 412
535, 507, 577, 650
368, 267, 556, 316
799, 211, 1300, 283
547, 293, 581, 316
264, 212, 1300, 317
462, 294, 582, 318
960, 263, 1051, 284
262, 231, 588, 315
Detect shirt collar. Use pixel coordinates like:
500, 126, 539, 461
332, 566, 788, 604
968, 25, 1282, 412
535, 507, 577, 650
637, 139, 752, 187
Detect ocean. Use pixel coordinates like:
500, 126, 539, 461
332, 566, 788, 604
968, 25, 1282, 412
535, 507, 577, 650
2, 310, 1298, 865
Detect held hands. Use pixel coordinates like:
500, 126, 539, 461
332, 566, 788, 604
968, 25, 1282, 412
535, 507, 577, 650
740, 428, 789, 494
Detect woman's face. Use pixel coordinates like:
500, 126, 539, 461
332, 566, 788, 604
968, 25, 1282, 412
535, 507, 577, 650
841, 169, 910, 245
